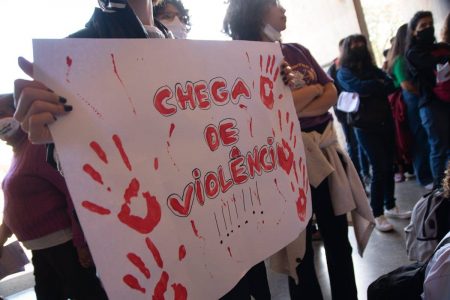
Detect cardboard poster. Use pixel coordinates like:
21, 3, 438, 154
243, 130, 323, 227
33, 39, 311, 299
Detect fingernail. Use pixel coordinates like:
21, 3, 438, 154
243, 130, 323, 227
59, 97, 67, 104
63, 105, 73, 112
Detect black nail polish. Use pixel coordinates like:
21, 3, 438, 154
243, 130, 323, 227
64, 105, 73, 112
59, 97, 67, 104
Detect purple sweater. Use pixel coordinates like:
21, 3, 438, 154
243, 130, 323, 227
2, 134, 85, 247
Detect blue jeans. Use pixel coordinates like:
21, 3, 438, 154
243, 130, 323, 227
419, 100, 450, 187
355, 124, 396, 217
340, 119, 370, 179
402, 91, 433, 185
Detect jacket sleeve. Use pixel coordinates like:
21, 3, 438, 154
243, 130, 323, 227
406, 46, 447, 71
337, 67, 383, 96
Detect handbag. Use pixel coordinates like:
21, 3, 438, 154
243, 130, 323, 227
336, 91, 360, 113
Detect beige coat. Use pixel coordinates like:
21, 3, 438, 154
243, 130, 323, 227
270, 122, 375, 282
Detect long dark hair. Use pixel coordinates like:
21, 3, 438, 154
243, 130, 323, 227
406, 11, 433, 50
223, 0, 276, 41
340, 34, 375, 74
386, 24, 408, 74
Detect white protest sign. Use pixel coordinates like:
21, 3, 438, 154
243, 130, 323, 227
33, 39, 311, 300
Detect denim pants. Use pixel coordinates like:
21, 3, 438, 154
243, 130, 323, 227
355, 124, 396, 217
340, 120, 370, 179
288, 177, 358, 300
402, 90, 433, 185
419, 100, 450, 187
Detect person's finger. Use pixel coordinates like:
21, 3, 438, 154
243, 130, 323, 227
14, 86, 66, 122
13, 79, 50, 107
18, 57, 34, 78
25, 112, 57, 144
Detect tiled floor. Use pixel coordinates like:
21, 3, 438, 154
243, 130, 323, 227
0, 179, 426, 300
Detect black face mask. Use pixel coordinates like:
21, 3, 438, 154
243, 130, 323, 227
416, 26, 435, 45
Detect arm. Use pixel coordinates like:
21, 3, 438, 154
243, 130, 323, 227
291, 84, 324, 115
406, 46, 447, 71
298, 82, 337, 117
400, 80, 419, 95
0, 223, 13, 257
337, 67, 383, 96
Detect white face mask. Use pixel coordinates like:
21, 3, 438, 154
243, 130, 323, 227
160, 16, 188, 39
0, 117, 20, 140
263, 23, 282, 42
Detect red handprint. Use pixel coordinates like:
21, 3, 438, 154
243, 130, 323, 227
259, 54, 280, 110
82, 135, 161, 234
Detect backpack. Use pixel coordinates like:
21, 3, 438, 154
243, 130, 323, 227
405, 189, 450, 262
367, 236, 450, 300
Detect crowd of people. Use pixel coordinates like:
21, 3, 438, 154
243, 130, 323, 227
0, 0, 449, 299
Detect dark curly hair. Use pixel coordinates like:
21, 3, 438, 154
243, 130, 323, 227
153, 0, 191, 28
443, 163, 450, 198
223, 0, 277, 41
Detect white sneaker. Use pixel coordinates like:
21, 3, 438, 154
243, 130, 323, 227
424, 183, 434, 191
375, 215, 394, 232
384, 206, 412, 219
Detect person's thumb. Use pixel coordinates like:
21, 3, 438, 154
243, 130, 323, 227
18, 57, 34, 78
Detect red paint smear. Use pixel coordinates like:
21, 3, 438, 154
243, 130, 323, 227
65, 56, 72, 83
245, 52, 250, 65
111, 53, 136, 115
278, 94, 284, 100
172, 283, 188, 300
294, 135, 297, 149
293, 160, 299, 184
107, 187, 111, 192
249, 118, 253, 138
273, 66, 280, 82
259, 55, 263, 71
278, 110, 282, 131
291, 182, 295, 192
296, 188, 307, 221
118, 179, 162, 234
154, 157, 159, 170
90, 141, 108, 164
179, 245, 186, 261
270, 54, 276, 74
286, 111, 290, 123
277, 138, 294, 175
227, 246, 233, 258
123, 274, 146, 294
113, 134, 132, 171
78, 93, 103, 118
66, 56, 72, 67
239, 104, 247, 109
272, 128, 276, 137
166, 141, 180, 171
190, 220, 204, 240
290, 122, 294, 141
274, 179, 287, 202
82, 201, 111, 215
83, 164, 104, 185
266, 55, 271, 73
127, 252, 151, 279
152, 271, 169, 300
145, 237, 164, 269
169, 123, 175, 138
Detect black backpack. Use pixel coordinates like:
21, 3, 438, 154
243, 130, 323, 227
367, 236, 450, 300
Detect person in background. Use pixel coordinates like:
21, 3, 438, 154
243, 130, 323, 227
328, 38, 371, 190
405, 11, 450, 189
153, 0, 190, 39
224, 1, 375, 299
386, 24, 433, 188
0, 94, 107, 300
337, 34, 411, 232
441, 12, 450, 44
